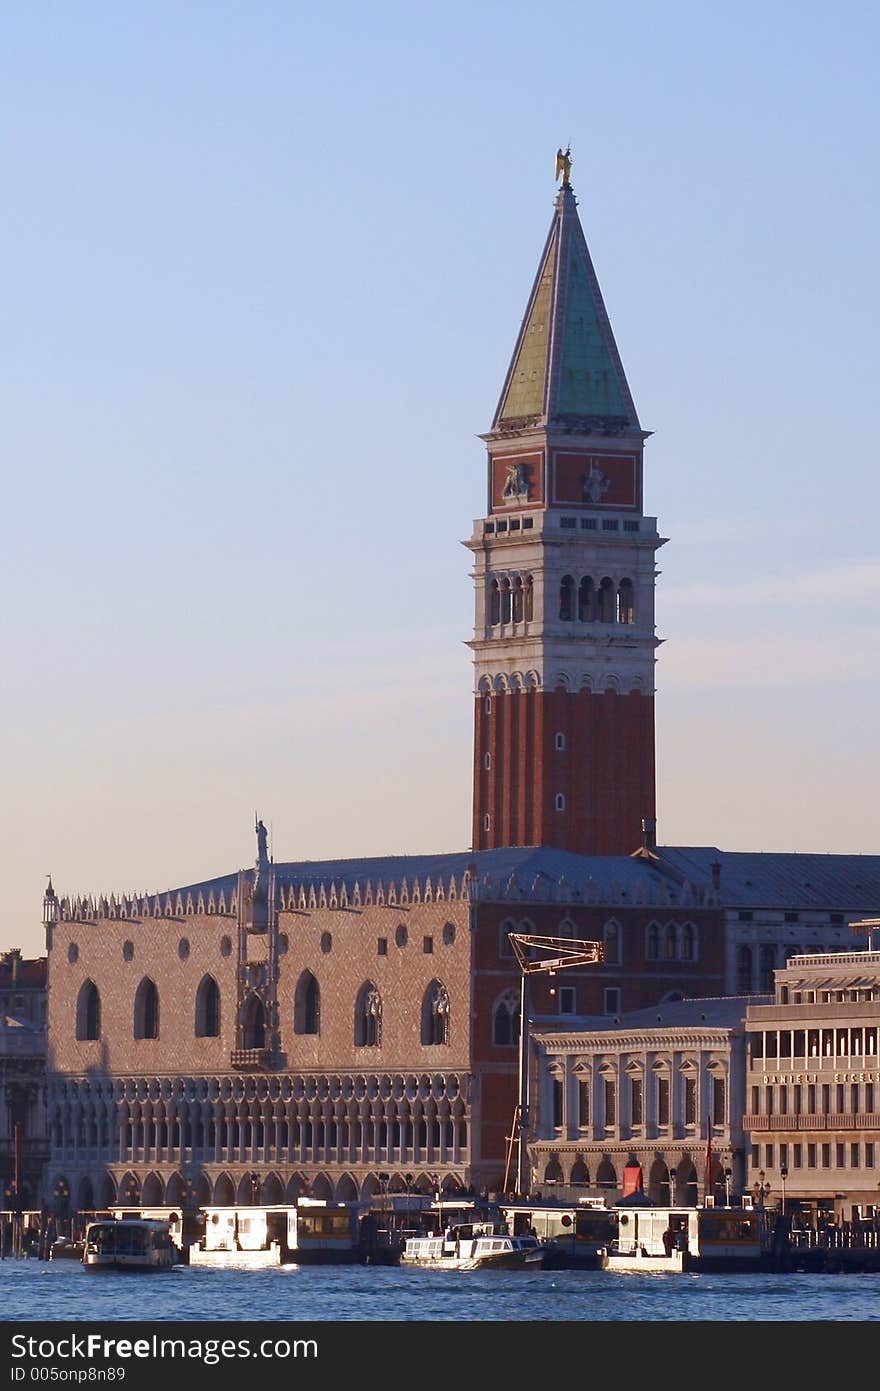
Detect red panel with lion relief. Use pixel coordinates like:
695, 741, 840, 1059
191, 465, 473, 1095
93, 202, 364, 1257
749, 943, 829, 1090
552, 450, 640, 509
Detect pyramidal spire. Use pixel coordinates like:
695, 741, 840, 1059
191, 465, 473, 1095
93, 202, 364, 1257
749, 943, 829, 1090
492, 161, 641, 435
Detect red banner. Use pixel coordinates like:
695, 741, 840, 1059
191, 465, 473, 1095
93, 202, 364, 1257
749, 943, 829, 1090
622, 1164, 643, 1197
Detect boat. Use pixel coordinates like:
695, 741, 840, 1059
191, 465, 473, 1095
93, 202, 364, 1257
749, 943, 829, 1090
500, 1197, 613, 1270
401, 1220, 544, 1270
49, 1235, 85, 1261
81, 1217, 176, 1272
188, 1199, 375, 1267
602, 1202, 764, 1273
400, 1203, 544, 1270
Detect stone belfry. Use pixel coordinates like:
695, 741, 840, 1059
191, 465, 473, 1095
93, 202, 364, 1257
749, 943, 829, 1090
465, 151, 665, 856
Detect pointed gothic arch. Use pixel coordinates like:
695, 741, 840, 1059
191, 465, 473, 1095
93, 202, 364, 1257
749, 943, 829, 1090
242, 993, 266, 1049
212, 1173, 235, 1206
492, 990, 520, 1046
142, 1172, 164, 1206
646, 921, 661, 960
294, 970, 320, 1035
133, 978, 159, 1040
75, 980, 101, 1041
355, 982, 382, 1047
421, 980, 450, 1046
195, 974, 221, 1038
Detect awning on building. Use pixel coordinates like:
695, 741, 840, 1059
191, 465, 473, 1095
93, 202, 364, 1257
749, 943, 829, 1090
621, 1164, 643, 1198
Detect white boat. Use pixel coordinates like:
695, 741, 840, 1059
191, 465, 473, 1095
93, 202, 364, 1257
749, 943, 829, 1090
602, 1203, 764, 1273
82, 1218, 176, 1272
500, 1198, 613, 1270
401, 1218, 545, 1270
189, 1200, 371, 1267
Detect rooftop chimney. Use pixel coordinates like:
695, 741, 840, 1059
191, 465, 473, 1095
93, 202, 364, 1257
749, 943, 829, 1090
2, 947, 22, 982
710, 861, 722, 892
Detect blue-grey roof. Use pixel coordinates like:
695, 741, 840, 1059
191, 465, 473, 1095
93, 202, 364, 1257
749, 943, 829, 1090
171, 847, 677, 902
655, 846, 880, 911
534, 994, 771, 1034
164, 844, 880, 913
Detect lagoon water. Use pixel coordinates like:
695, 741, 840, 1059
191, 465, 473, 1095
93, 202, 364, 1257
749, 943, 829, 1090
1, 1259, 878, 1322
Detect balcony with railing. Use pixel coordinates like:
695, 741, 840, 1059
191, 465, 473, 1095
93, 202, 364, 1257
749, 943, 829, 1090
230, 1048, 271, 1070
744, 1112, 880, 1132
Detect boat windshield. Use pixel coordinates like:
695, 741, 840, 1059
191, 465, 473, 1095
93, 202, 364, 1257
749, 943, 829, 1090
87, 1224, 155, 1255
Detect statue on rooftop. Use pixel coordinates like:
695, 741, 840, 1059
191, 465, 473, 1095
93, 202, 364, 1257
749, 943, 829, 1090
555, 146, 572, 185
255, 817, 268, 864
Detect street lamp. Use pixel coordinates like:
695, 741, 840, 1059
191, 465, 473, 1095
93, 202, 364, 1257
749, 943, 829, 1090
249, 1171, 260, 1205
724, 1168, 732, 1206
780, 1164, 789, 1214
753, 1170, 771, 1208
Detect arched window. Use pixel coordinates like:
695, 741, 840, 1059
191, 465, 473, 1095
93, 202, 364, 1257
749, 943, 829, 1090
596, 1158, 617, 1190
76, 980, 101, 1041
736, 945, 753, 993
133, 978, 159, 1040
355, 982, 382, 1047
492, 992, 520, 1046
512, 576, 524, 623
570, 1158, 590, 1186
242, 993, 265, 1049
294, 970, 320, 1035
603, 919, 622, 965
617, 578, 634, 625
500, 577, 512, 624
681, 923, 696, 961
578, 576, 594, 622
421, 981, 450, 1046
489, 578, 501, 625
524, 575, 534, 622
664, 924, 677, 960
559, 575, 574, 622
598, 577, 615, 622
646, 922, 660, 961
759, 945, 776, 992
195, 975, 220, 1038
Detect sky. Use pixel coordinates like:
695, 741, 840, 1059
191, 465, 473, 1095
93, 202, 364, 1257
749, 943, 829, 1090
2, 1, 879, 959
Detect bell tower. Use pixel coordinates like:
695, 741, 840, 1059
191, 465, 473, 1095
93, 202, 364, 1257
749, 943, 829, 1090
465, 157, 666, 856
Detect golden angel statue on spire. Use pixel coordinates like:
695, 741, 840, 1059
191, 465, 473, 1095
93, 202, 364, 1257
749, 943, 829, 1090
555, 146, 572, 184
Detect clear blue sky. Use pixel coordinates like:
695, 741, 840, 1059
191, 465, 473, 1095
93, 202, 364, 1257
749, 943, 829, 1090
3, 1, 879, 957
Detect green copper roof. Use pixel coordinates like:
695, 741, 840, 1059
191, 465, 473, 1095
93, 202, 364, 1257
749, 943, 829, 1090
493, 184, 639, 432
499, 236, 558, 420
556, 240, 626, 417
